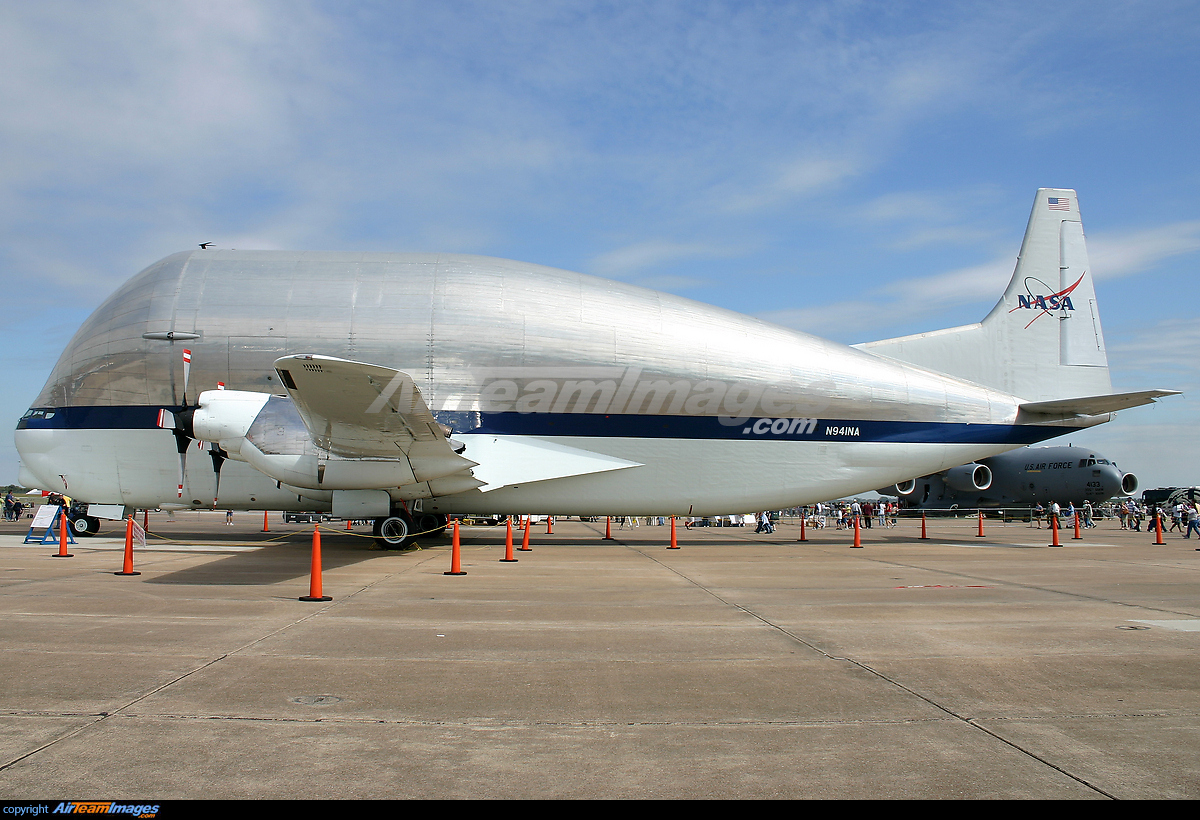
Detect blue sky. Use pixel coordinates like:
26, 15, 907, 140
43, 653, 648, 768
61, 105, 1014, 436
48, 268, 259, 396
2, 1, 1198, 487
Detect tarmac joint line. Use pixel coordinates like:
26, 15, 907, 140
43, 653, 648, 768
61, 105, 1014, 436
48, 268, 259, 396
626, 541, 1120, 800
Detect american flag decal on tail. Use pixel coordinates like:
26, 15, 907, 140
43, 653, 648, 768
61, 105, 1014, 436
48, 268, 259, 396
1048, 197, 1070, 211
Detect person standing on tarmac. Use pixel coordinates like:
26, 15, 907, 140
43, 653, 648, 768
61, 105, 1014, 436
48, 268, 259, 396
1184, 506, 1200, 540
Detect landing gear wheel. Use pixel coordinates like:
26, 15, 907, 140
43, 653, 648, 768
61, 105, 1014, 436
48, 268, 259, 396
372, 514, 413, 549
70, 516, 100, 537
416, 512, 447, 538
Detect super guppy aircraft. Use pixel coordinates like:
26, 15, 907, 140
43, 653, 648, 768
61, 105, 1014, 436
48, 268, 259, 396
15, 189, 1177, 546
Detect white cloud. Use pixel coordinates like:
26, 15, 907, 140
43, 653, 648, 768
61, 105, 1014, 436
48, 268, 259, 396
590, 240, 735, 279
717, 154, 866, 213
1089, 221, 1200, 279
757, 257, 1013, 338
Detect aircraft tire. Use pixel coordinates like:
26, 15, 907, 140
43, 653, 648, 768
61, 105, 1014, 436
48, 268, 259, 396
70, 516, 99, 537
416, 512, 447, 537
372, 514, 412, 549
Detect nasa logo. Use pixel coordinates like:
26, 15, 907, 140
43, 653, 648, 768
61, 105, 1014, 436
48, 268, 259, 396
1010, 273, 1085, 328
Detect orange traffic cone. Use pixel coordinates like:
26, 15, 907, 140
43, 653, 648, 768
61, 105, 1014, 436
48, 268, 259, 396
603, 516, 614, 540
920, 511, 929, 540
53, 507, 73, 558
519, 516, 532, 551
444, 519, 467, 575
501, 518, 518, 562
852, 514, 862, 548
300, 524, 332, 601
115, 516, 140, 576
668, 516, 679, 549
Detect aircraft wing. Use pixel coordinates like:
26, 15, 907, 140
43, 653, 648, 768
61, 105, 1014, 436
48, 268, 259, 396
273, 355, 477, 483
1019, 389, 1180, 417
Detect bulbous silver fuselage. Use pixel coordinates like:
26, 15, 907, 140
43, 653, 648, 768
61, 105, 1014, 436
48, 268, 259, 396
16, 250, 1065, 513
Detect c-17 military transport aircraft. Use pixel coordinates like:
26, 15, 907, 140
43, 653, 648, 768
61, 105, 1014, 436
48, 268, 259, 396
15, 189, 1178, 547
883, 444, 1139, 510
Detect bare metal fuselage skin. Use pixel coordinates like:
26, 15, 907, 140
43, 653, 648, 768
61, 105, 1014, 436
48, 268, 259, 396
16, 251, 1083, 515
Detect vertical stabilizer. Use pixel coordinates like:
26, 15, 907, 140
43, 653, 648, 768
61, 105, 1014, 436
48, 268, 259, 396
855, 188, 1112, 402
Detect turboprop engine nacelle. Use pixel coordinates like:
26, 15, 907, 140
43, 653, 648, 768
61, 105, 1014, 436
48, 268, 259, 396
943, 463, 992, 493
190, 390, 272, 443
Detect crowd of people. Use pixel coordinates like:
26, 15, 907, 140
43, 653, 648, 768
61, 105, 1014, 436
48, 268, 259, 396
787, 500, 900, 530
679, 497, 1200, 541
2, 487, 1198, 542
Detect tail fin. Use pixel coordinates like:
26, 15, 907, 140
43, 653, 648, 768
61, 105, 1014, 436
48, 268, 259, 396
855, 188, 1112, 402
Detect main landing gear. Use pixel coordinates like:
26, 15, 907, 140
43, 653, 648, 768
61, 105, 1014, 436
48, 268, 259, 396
371, 512, 448, 549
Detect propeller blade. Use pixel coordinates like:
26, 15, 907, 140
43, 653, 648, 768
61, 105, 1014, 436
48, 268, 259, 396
208, 444, 227, 508
181, 348, 192, 406
171, 418, 193, 500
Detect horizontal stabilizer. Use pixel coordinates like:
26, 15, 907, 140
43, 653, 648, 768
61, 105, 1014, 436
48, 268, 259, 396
460, 435, 643, 492
1019, 389, 1180, 417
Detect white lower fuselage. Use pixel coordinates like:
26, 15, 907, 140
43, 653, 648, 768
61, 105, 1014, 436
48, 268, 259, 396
17, 425, 1033, 515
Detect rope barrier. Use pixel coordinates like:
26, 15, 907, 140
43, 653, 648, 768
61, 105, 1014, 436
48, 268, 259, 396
136, 519, 458, 548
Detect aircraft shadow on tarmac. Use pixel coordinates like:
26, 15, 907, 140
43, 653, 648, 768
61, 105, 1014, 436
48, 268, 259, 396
137, 528, 413, 586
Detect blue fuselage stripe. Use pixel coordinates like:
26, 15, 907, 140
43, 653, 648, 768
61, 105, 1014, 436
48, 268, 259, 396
19, 406, 1065, 445
476, 412, 1058, 444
